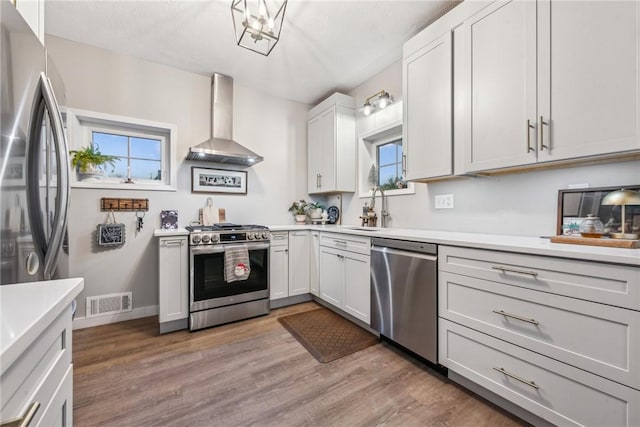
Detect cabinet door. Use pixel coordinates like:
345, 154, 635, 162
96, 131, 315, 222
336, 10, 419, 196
269, 246, 289, 300
320, 107, 336, 191
403, 31, 453, 180
307, 114, 323, 193
319, 247, 343, 307
158, 238, 188, 323
288, 231, 310, 296
459, 0, 537, 172
343, 252, 371, 324
37, 364, 73, 427
309, 232, 320, 296
537, 1, 640, 162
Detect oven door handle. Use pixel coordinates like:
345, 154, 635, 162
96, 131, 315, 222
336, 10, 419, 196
191, 242, 270, 254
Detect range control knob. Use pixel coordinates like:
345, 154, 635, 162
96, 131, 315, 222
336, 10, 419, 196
210, 234, 219, 243
201, 234, 211, 243
247, 233, 255, 240
262, 232, 269, 239
192, 235, 202, 244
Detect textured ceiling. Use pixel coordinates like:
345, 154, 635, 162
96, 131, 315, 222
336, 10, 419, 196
45, 0, 459, 105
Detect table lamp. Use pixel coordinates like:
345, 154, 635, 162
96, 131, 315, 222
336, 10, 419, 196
601, 188, 640, 239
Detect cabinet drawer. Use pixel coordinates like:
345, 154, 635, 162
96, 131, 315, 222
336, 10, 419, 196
440, 319, 640, 427
1, 305, 72, 422
440, 271, 640, 389
439, 245, 640, 310
320, 232, 370, 255
270, 232, 289, 247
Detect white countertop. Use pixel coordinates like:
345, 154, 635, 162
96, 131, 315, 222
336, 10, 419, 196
269, 224, 640, 266
1, 277, 84, 375
154, 228, 189, 237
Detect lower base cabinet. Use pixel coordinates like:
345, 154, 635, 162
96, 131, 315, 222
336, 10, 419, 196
318, 233, 371, 324
269, 231, 311, 301
440, 319, 640, 427
158, 236, 188, 332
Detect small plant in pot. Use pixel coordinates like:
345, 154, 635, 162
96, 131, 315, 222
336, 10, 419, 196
307, 201, 325, 220
288, 200, 309, 224
69, 144, 117, 181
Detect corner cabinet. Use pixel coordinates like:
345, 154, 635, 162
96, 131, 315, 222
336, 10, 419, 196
158, 236, 188, 333
458, 0, 640, 173
307, 93, 356, 194
403, 31, 453, 181
318, 232, 371, 324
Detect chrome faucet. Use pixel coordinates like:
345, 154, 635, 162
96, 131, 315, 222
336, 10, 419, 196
370, 187, 390, 227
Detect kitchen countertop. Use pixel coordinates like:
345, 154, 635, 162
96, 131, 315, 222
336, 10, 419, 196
154, 228, 189, 237
0, 277, 84, 375
269, 224, 640, 266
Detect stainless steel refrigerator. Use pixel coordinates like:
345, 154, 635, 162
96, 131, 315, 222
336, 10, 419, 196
1, 1, 70, 285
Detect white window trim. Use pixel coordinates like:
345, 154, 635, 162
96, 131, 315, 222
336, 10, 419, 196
358, 112, 415, 199
67, 108, 177, 191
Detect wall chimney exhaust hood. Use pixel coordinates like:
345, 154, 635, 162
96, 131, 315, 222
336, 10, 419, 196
187, 73, 263, 166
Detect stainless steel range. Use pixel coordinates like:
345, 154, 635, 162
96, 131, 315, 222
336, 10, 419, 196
186, 223, 270, 331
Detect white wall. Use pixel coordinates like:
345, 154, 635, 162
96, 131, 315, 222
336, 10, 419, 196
47, 36, 309, 316
330, 59, 640, 237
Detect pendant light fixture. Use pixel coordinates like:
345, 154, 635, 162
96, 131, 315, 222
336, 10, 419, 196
359, 90, 394, 116
231, 0, 287, 56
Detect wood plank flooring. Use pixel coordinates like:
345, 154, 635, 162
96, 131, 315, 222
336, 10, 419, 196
72, 302, 529, 427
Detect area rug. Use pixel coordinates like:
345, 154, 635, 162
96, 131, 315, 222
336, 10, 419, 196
278, 307, 379, 363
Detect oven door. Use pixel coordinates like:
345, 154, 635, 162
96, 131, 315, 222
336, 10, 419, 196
190, 242, 269, 312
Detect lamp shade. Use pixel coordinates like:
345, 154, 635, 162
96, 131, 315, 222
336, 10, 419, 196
601, 189, 640, 206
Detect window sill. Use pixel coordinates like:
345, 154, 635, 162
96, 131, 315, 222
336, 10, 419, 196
358, 184, 415, 199
71, 181, 176, 192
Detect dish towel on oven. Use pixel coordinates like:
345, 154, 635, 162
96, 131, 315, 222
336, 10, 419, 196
224, 244, 251, 282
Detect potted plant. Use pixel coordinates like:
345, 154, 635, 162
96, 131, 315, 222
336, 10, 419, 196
69, 144, 117, 181
307, 201, 325, 219
288, 200, 309, 224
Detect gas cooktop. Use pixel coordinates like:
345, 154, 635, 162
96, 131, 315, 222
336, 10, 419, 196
186, 223, 270, 245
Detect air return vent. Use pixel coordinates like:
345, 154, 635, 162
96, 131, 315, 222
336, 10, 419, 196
86, 292, 132, 318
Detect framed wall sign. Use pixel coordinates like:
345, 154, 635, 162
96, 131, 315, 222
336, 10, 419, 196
191, 167, 247, 194
97, 223, 126, 246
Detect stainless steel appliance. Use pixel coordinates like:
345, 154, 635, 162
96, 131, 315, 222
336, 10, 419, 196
370, 238, 438, 364
187, 223, 270, 331
1, 2, 70, 285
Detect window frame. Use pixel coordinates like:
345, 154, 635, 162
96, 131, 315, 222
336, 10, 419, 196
376, 138, 404, 189
67, 108, 177, 191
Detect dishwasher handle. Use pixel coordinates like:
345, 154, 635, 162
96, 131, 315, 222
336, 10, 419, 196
371, 245, 437, 261
371, 237, 436, 255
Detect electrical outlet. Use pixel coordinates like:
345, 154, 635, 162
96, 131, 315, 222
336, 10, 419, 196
435, 194, 454, 209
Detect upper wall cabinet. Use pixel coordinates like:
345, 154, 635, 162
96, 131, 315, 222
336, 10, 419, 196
403, 31, 453, 181
15, 0, 45, 44
307, 93, 356, 194
458, 0, 640, 173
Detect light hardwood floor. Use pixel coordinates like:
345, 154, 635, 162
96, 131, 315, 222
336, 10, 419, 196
72, 302, 529, 427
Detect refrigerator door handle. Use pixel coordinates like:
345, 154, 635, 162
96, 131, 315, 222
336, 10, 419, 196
26, 73, 70, 280
41, 73, 70, 279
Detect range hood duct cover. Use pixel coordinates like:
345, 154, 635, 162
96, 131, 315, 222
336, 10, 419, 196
187, 73, 263, 166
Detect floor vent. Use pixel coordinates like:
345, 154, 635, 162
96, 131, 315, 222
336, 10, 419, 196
86, 292, 132, 318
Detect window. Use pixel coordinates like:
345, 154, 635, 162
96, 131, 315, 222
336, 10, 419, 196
67, 109, 177, 191
376, 139, 407, 191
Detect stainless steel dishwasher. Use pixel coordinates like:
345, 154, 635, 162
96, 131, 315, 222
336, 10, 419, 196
371, 237, 438, 364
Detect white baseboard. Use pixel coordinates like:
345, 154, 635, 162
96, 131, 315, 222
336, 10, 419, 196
73, 305, 158, 330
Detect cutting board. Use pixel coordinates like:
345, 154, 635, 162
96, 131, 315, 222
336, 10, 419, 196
550, 235, 640, 249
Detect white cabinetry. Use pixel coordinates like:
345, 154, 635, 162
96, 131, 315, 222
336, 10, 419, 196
438, 245, 640, 426
403, 31, 453, 180
14, 0, 45, 44
158, 236, 188, 333
288, 231, 310, 296
309, 231, 320, 296
318, 233, 371, 324
459, 0, 640, 173
269, 232, 289, 301
307, 93, 356, 194
1, 305, 74, 427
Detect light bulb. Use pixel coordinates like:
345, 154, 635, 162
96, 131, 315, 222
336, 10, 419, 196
377, 98, 388, 109
251, 18, 262, 30
267, 17, 275, 30
360, 104, 373, 116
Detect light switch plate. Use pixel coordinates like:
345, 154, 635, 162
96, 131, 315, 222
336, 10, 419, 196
435, 194, 454, 209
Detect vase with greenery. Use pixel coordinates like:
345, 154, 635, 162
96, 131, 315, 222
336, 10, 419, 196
307, 201, 325, 219
69, 144, 117, 180
288, 200, 309, 224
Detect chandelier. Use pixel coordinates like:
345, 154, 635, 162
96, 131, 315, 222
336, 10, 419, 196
231, 0, 288, 56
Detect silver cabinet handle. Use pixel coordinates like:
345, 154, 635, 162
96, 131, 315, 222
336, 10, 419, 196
316, 173, 320, 188
539, 115, 549, 151
491, 266, 538, 277
493, 367, 539, 390
318, 174, 322, 188
1, 401, 40, 427
492, 309, 539, 325
402, 153, 407, 175
526, 119, 535, 153
334, 240, 347, 246
161, 240, 184, 246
